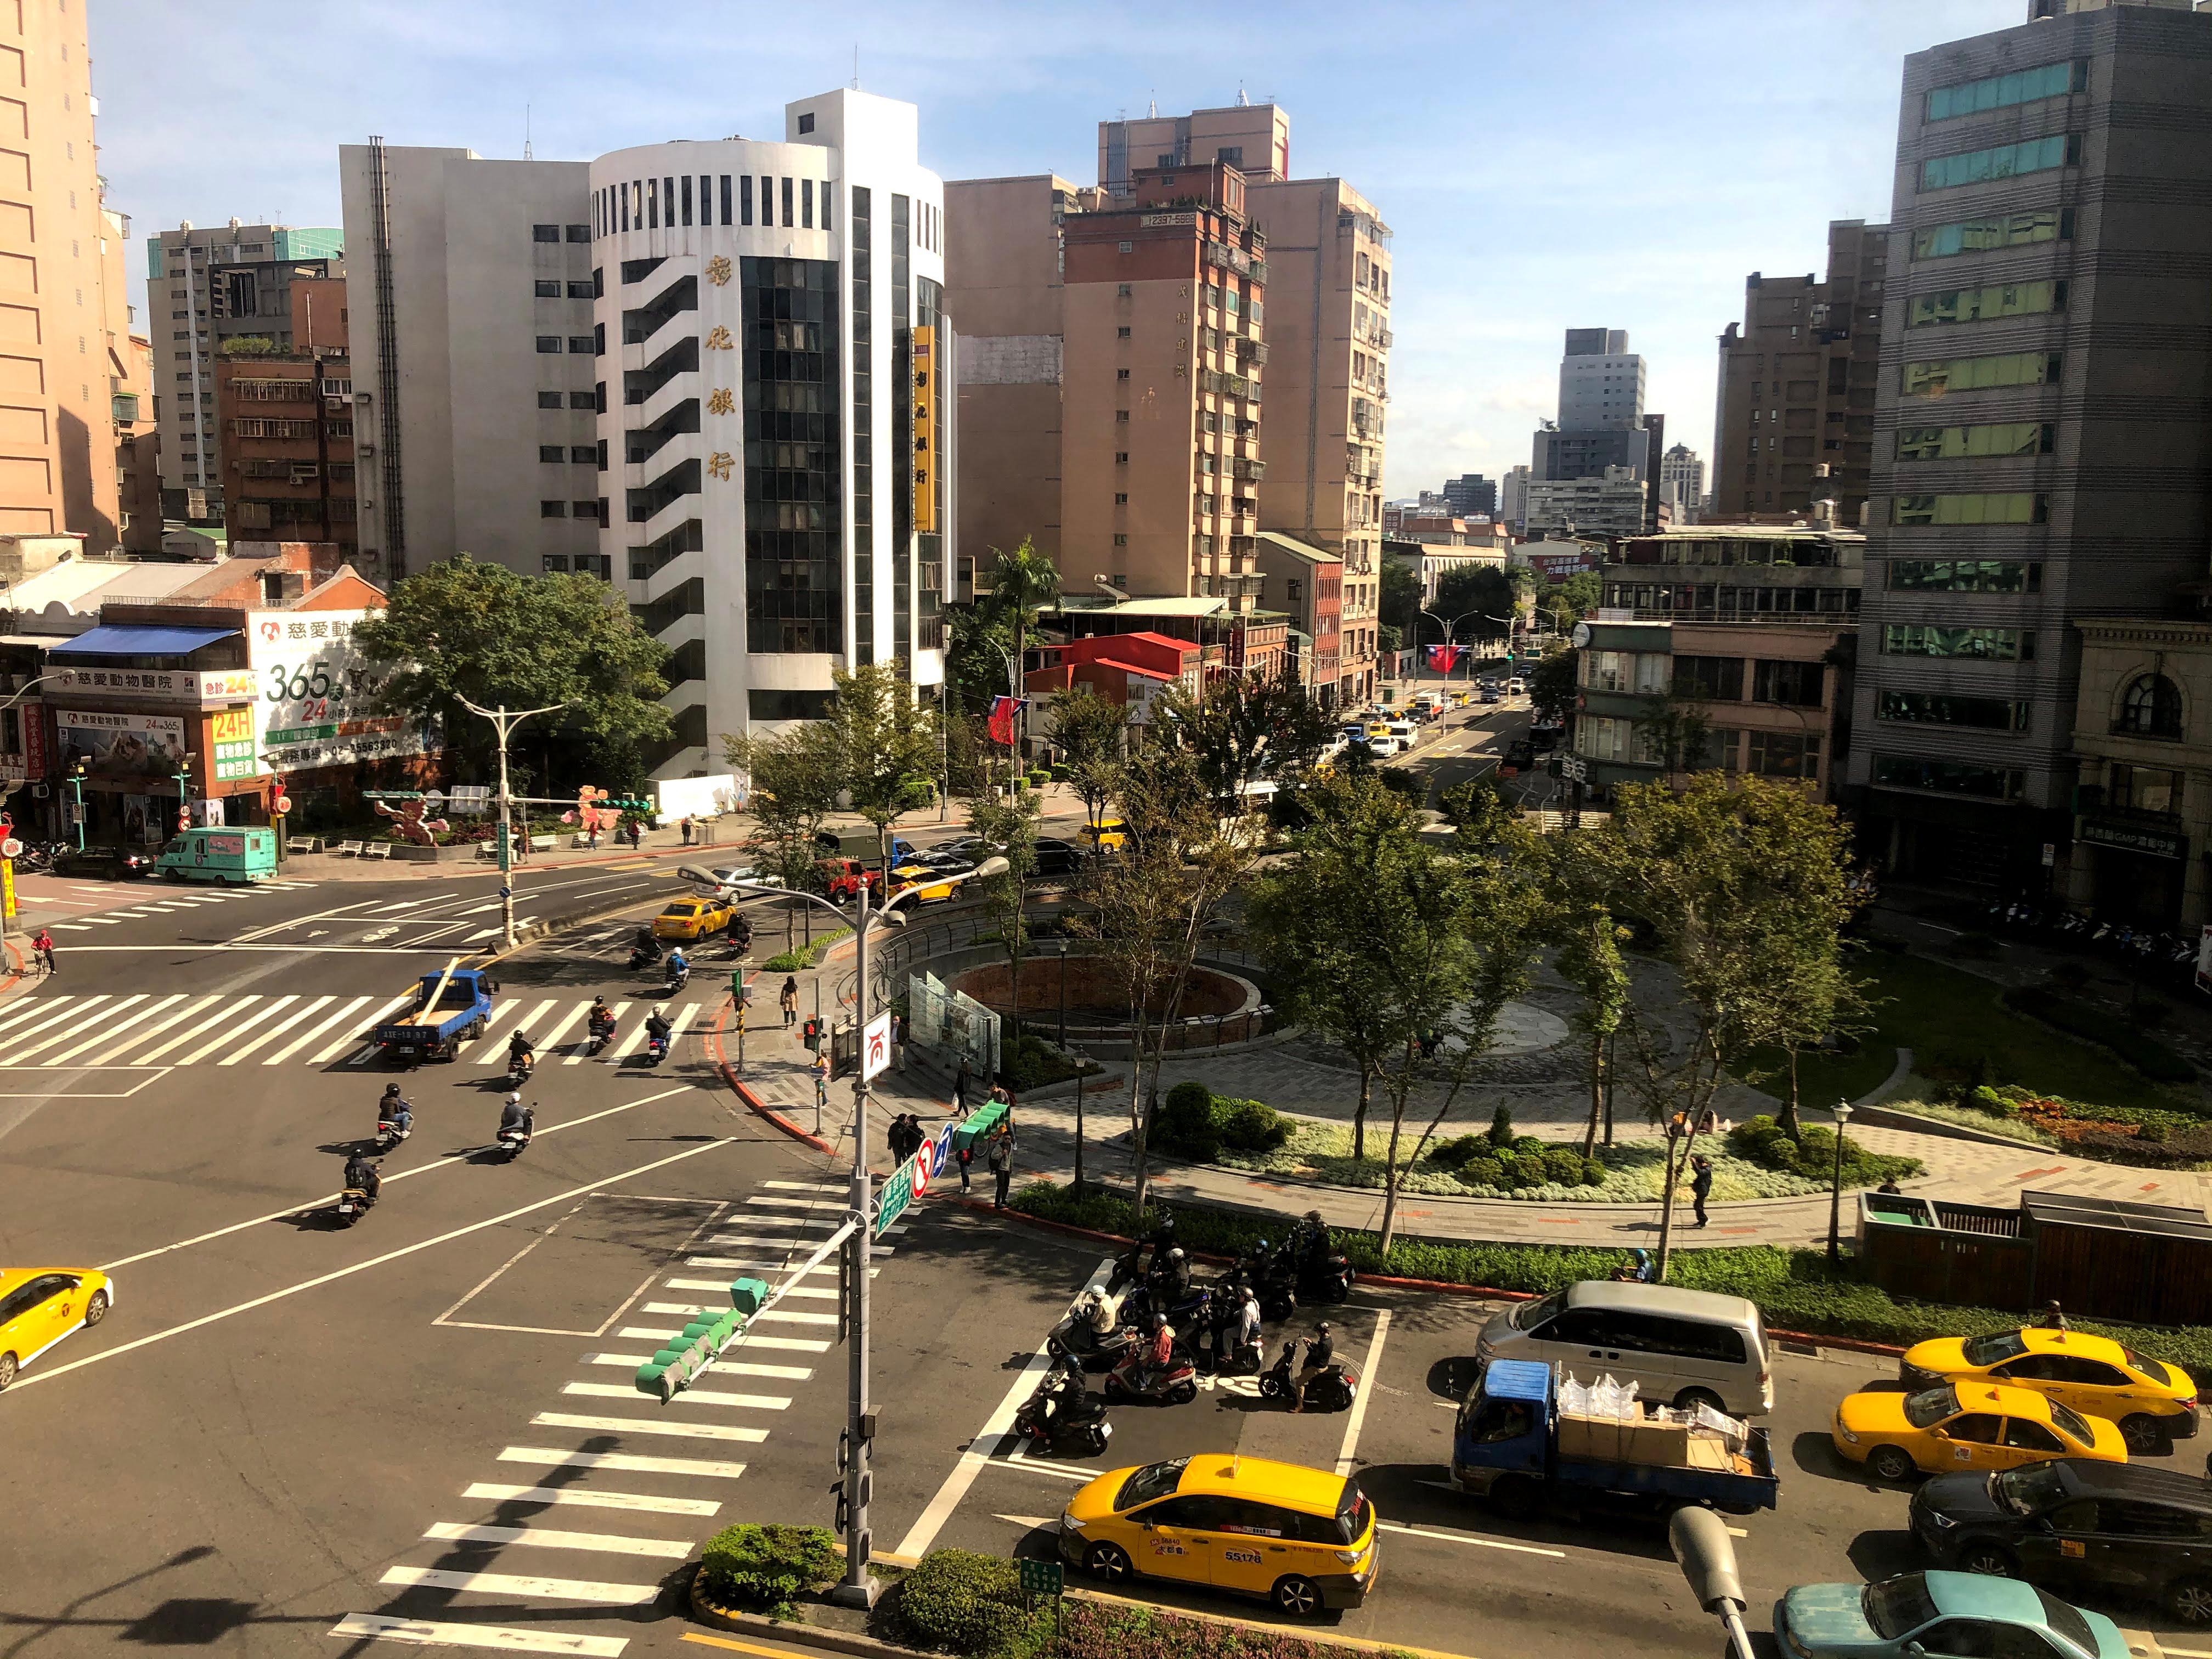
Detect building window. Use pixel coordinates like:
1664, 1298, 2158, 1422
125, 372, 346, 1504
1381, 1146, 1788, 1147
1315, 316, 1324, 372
1892, 492, 2047, 527
2119, 674, 2184, 740
1117, 326, 1131, 339
1118, 240, 1134, 254
1117, 368, 1130, 380
567, 280, 593, 299
1115, 410, 1130, 422
1113, 533, 1128, 546
748, 688, 838, 721
1925, 59, 2084, 122
1752, 659, 1824, 707
540, 500, 567, 517
543, 555, 571, 573
1114, 492, 1128, 504
539, 444, 565, 462
575, 499, 603, 522
1907, 280, 2064, 329
680, 174, 692, 226
1912, 208, 2071, 261
1584, 650, 1670, 695
2109, 763, 2182, 816
1902, 351, 2062, 398
1874, 755, 2024, 799
1920, 134, 2079, 193
1887, 558, 2041, 594
802, 179, 814, 229
569, 335, 595, 354
781, 177, 794, 227
566, 224, 589, 242
1895, 421, 2055, 461
1117, 283, 1132, 297
1879, 690, 2030, 731
534, 279, 560, 298
571, 446, 596, 463
572, 390, 599, 410
1880, 624, 2033, 661
797, 112, 816, 135
538, 391, 564, 409
1115, 452, 1128, 464
1746, 731, 1821, 780
532, 224, 560, 243
741, 176, 754, 225
740, 253, 842, 655
537, 336, 562, 353
1673, 656, 1745, 701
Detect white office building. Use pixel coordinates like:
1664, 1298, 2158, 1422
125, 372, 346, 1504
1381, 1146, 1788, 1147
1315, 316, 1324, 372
1659, 443, 1705, 525
1523, 465, 1647, 538
342, 89, 946, 776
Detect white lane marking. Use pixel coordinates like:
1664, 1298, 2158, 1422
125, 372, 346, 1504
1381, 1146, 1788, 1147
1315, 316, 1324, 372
565, 1001, 631, 1064
560, 1381, 789, 1410
46, 923, 90, 931
894, 1252, 1118, 1560
23, 1140, 732, 1385
760, 1180, 849, 1192
663, 1279, 836, 1301
218, 994, 336, 1065
495, 1447, 746, 1480
460, 901, 503, 916
84, 994, 218, 1065
466, 999, 538, 1062
743, 1194, 854, 1211
585, 1352, 813, 1380
607, 1013, 652, 1062
467, 928, 498, 943
461, 1482, 719, 1518
528, 1413, 766, 1444
98, 1085, 699, 1271
1376, 1519, 1565, 1558
378, 1566, 659, 1606
311, 992, 413, 1063
748, 1309, 838, 1326
263, 995, 379, 1064
1335, 1308, 1392, 1477
538, 998, 591, 1057
18, 994, 158, 1064
76, 915, 123, 925
175, 995, 298, 1066
325, 1613, 628, 1656
421, 1522, 694, 1559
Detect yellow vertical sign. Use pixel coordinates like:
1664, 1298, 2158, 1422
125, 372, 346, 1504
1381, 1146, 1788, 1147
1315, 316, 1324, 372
3, 858, 16, 924
912, 324, 936, 532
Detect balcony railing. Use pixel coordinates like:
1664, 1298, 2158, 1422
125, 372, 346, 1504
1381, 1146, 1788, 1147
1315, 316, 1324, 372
1235, 338, 1268, 366
1233, 458, 1267, 481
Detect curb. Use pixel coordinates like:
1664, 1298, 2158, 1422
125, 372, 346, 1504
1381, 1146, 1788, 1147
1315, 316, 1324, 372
706, 1002, 838, 1156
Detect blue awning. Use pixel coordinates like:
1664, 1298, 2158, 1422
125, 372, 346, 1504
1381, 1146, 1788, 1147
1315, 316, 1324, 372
49, 624, 242, 659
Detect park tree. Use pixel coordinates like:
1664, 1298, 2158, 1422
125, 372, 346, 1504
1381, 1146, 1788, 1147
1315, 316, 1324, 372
964, 791, 1041, 1017
944, 605, 1017, 716
1047, 687, 1129, 836
819, 660, 941, 877
1379, 560, 1422, 643
1550, 898, 1630, 1155
1431, 565, 1515, 644
1152, 668, 1333, 807
724, 723, 838, 895
353, 555, 671, 789
984, 538, 1062, 765
1528, 645, 1578, 725
1068, 747, 1261, 1214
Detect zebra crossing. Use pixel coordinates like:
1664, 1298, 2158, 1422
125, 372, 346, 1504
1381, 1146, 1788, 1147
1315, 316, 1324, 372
38, 878, 318, 929
328, 1177, 894, 1656
0, 993, 715, 1069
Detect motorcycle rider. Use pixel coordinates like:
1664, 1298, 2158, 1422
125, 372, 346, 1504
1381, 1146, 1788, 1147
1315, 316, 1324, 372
588, 995, 616, 1042
1297, 1211, 1332, 1276
1149, 1245, 1192, 1306
342, 1150, 381, 1204
1233, 1286, 1263, 1368
1073, 1285, 1118, 1347
665, 946, 690, 986
507, 1028, 535, 1074
1291, 1322, 1335, 1414
499, 1093, 534, 1138
1137, 1311, 1176, 1392
629, 927, 663, 967
377, 1083, 413, 1138
645, 1005, 674, 1054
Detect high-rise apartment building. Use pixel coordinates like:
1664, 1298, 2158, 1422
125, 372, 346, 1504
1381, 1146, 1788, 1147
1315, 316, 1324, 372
213, 280, 354, 555
1556, 328, 1644, 430
145, 222, 343, 518
1847, 4, 2212, 891
1, 0, 138, 550
1097, 102, 1290, 189
1525, 466, 1649, 538
1713, 220, 1888, 524
1500, 464, 1531, 533
1660, 444, 1706, 525
1442, 473, 1497, 519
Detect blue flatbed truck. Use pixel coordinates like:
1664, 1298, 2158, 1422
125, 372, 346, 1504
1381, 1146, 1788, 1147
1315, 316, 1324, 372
375, 962, 496, 1063
1451, 1358, 1779, 1521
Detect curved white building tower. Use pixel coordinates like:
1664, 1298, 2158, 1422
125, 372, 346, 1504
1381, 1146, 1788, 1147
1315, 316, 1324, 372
591, 90, 946, 771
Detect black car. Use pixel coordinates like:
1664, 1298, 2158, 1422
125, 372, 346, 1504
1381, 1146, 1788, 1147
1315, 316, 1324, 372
1912, 1457, 2212, 1624
52, 844, 154, 881
1033, 837, 1082, 876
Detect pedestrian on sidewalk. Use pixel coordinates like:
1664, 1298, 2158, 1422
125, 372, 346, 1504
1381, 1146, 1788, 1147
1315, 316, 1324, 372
627, 817, 642, 851
30, 926, 54, 975
813, 1050, 830, 1115
988, 1126, 1014, 1210
955, 1139, 974, 1195
1689, 1155, 1714, 1229
953, 1057, 972, 1118
680, 815, 695, 847
889, 1010, 905, 1070
780, 977, 799, 1028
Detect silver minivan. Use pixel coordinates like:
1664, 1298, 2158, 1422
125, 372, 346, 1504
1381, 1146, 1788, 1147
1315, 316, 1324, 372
1473, 1280, 1773, 1416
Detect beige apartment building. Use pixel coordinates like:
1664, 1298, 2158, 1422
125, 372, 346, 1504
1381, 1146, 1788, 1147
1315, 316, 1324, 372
1, 0, 137, 549
1098, 103, 1386, 703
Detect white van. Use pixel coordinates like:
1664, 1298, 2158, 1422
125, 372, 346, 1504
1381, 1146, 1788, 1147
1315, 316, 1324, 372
1472, 1280, 1773, 1416
1384, 720, 1419, 748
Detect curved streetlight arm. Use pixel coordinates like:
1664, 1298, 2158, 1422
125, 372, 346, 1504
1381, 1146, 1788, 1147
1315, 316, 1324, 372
455, 697, 569, 951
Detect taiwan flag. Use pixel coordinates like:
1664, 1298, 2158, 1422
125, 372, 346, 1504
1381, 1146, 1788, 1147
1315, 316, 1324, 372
986, 695, 1025, 747
1425, 643, 1465, 673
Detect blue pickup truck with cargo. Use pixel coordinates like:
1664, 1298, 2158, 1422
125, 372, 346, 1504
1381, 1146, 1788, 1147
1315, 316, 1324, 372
374, 966, 497, 1063
1451, 1358, 1778, 1521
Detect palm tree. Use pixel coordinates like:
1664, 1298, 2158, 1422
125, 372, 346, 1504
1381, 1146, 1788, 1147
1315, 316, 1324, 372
985, 538, 1062, 776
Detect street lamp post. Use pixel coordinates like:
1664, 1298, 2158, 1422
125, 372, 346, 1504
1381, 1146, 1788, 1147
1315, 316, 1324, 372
1057, 937, 1068, 1047
1827, 1099, 1854, 1266
680, 853, 1006, 1608
171, 754, 194, 840
456, 696, 567, 952
67, 759, 87, 851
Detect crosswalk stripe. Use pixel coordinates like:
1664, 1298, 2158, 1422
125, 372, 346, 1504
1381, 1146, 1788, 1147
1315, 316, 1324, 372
263, 995, 378, 1064
8, 994, 149, 1063
45, 922, 89, 932
563, 1001, 630, 1064
219, 995, 336, 1064
126, 994, 261, 1065
0, 996, 75, 1039
744, 1194, 851, 1211
496, 1446, 746, 1480
751, 1309, 839, 1327
31, 994, 174, 1066
538, 1000, 591, 1057
560, 1382, 789, 1410
629, 1314, 830, 1351
713, 1212, 843, 1230
585, 1352, 812, 1379
606, 1010, 656, 1062
311, 992, 413, 1064
760, 1179, 849, 1192
326, 1613, 628, 1657
529, 1412, 767, 1444
661, 1277, 837, 1299
176, 995, 297, 1066
77, 915, 123, 926
86, 994, 219, 1065
668, 1263, 874, 1281
466, 1000, 537, 1063
421, 1521, 695, 1559
0, 995, 115, 1064
461, 1482, 719, 1518
379, 1565, 659, 1605
13, 995, 160, 1070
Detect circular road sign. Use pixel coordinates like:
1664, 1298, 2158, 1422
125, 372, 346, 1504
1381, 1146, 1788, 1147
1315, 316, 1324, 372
274, 794, 294, 814
1, 838, 21, 859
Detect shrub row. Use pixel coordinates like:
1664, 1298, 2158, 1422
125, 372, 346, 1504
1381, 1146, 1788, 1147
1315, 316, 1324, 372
1154, 1081, 1291, 1161
898, 1548, 1037, 1657
1727, 1114, 1922, 1186
697, 1523, 840, 1617
1431, 1131, 1605, 1190
1007, 1180, 2212, 1380
760, 926, 853, 974
2001, 985, 2197, 1084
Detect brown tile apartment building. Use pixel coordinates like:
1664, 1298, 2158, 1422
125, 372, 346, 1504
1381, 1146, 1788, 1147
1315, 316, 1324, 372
1713, 219, 1889, 525
213, 279, 354, 555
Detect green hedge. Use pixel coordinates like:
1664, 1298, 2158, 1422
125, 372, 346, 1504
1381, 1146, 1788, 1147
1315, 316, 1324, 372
1153, 1081, 1290, 1160
998, 1033, 1096, 1092
1008, 1181, 2212, 1380
1054, 1600, 1408, 1659
898, 1548, 1037, 1658
2002, 985, 2197, 1084
1431, 1131, 1604, 1190
1727, 1114, 1922, 1187
761, 926, 853, 973
697, 1523, 840, 1616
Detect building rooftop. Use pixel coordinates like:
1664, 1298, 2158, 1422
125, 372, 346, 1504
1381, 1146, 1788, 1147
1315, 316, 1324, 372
1057, 595, 1228, 618
1255, 530, 1343, 568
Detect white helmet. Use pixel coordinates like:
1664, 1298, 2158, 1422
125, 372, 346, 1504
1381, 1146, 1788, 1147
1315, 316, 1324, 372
505, 1092, 521, 1105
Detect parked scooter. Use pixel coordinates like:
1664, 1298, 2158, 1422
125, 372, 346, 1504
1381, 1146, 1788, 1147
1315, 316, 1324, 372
1011, 1357, 1113, 1455
1104, 1345, 1200, 1406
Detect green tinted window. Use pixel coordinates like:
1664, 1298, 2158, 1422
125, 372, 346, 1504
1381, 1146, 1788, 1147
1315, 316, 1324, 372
1893, 493, 2047, 527
1895, 422, 2053, 461
1926, 60, 2083, 122
1901, 352, 2061, 398
1888, 559, 2041, 594
1878, 691, 2029, 732
1921, 134, 2077, 191
1873, 755, 2025, 800
1913, 210, 2067, 261
1881, 625, 2032, 662
1908, 280, 2064, 329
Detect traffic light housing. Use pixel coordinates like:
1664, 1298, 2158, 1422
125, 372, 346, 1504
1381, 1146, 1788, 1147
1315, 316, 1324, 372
803, 1017, 821, 1052
600, 797, 652, 813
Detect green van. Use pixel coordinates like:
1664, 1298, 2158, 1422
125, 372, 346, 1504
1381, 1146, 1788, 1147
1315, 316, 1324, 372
155, 826, 279, 885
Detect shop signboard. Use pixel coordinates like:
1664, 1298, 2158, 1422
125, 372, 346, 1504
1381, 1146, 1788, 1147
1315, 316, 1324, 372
210, 707, 258, 783
50, 665, 260, 708
247, 608, 429, 771
54, 710, 188, 783
2080, 817, 2186, 862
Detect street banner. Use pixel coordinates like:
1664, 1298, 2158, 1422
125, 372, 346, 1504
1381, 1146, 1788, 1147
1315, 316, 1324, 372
1425, 643, 1464, 673
986, 695, 1024, 747
862, 1010, 893, 1080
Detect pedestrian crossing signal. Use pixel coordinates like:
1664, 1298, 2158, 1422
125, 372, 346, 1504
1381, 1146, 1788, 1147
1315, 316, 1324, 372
803, 1017, 821, 1051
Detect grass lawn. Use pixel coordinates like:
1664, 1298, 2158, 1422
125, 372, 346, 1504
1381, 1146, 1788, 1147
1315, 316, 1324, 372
1743, 950, 2194, 1115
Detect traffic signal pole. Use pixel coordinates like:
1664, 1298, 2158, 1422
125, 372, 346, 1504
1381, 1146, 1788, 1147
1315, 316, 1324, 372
455, 696, 566, 952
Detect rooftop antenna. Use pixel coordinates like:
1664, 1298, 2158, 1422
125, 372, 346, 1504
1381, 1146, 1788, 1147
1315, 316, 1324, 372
1235, 82, 1249, 106
852, 44, 860, 89
523, 102, 533, 160
1148, 92, 1158, 117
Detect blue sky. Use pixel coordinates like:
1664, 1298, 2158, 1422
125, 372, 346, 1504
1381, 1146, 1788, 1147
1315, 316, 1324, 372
92, 0, 2022, 500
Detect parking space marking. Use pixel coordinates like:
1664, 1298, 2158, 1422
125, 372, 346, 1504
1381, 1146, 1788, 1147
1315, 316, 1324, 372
326, 1613, 628, 1656
1335, 1308, 1392, 1476
462, 1482, 720, 1518
1376, 1519, 1564, 1558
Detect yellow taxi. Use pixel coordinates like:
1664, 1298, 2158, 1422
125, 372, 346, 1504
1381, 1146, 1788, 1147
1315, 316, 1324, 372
0, 1266, 115, 1390
1057, 1453, 1379, 1619
887, 863, 962, 905
1080, 817, 1128, 854
1832, 1379, 2126, 1482
651, 895, 735, 940
1899, 1327, 2199, 1452
1449, 689, 1472, 707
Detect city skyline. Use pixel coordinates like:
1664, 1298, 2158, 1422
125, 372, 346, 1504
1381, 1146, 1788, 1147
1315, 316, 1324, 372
87, 0, 2020, 499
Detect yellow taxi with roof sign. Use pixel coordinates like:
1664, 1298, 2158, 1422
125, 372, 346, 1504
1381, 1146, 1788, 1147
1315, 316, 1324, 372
1898, 1325, 2198, 1452
1832, 1379, 2126, 1482
0, 1266, 115, 1390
